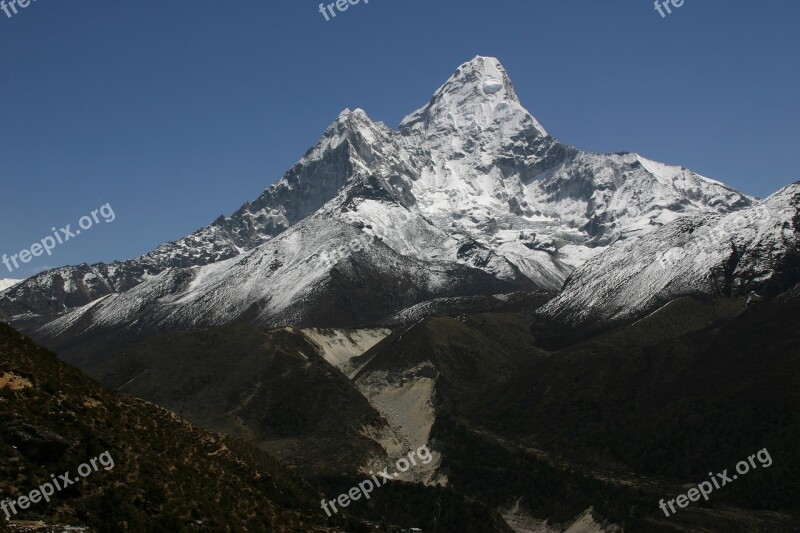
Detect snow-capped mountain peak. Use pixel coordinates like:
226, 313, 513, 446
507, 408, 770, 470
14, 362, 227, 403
325, 107, 378, 137
0, 56, 764, 332
400, 56, 547, 140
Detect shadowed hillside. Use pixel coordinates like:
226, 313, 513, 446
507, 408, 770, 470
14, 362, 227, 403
0, 323, 369, 532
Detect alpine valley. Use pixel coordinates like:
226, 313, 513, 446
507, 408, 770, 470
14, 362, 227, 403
1, 57, 798, 532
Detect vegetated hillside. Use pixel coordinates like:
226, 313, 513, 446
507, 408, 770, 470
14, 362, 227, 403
470, 294, 800, 531
76, 323, 517, 533
480, 294, 800, 485
88, 324, 390, 476
349, 293, 800, 531
352, 314, 638, 528
0, 323, 369, 533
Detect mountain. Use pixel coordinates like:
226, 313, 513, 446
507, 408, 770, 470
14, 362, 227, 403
0, 56, 754, 353
540, 182, 800, 331
2, 55, 797, 532
0, 279, 21, 292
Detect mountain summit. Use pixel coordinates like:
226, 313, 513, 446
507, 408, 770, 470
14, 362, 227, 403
400, 56, 546, 139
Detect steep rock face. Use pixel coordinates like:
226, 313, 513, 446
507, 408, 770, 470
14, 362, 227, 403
540, 182, 800, 328
2, 56, 754, 335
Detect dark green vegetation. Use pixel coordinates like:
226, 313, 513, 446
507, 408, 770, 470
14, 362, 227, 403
349, 291, 800, 531
476, 294, 800, 508
89, 324, 386, 476
0, 323, 363, 532
1, 323, 508, 533
82, 324, 515, 532
7, 287, 800, 531
353, 314, 644, 527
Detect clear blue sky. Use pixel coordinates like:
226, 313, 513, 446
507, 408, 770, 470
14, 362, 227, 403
1, 1, 798, 279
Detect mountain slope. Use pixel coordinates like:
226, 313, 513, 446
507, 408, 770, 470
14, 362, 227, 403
33, 215, 529, 362
86, 323, 394, 477
540, 182, 800, 329
18, 322, 525, 533
476, 293, 800, 530
0, 322, 366, 532
345, 295, 800, 531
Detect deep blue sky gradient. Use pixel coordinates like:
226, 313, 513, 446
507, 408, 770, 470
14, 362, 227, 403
1, 0, 798, 278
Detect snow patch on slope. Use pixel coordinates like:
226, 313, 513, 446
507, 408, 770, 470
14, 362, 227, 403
0, 279, 22, 293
